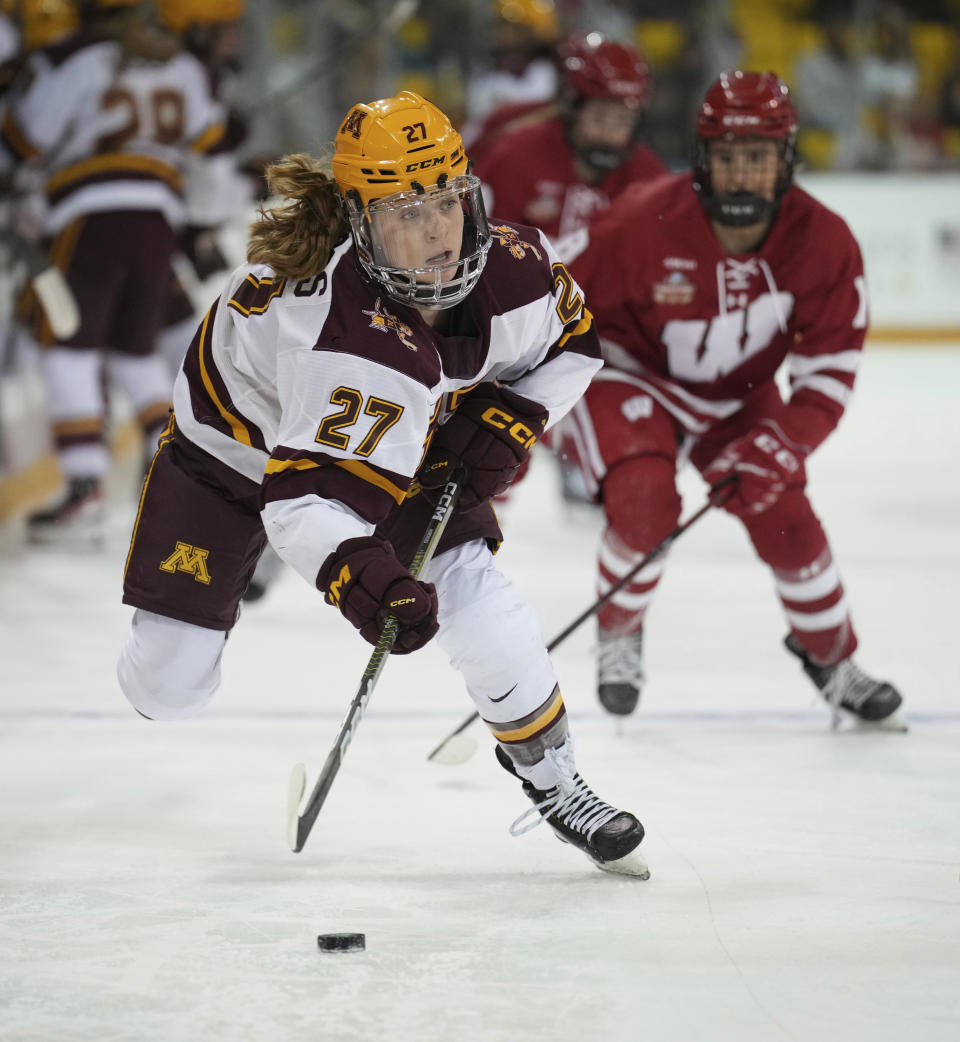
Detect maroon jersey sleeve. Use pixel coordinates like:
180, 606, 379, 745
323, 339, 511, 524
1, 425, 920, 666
780, 204, 868, 453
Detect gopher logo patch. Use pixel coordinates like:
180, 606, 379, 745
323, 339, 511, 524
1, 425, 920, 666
362, 297, 418, 351
490, 224, 542, 262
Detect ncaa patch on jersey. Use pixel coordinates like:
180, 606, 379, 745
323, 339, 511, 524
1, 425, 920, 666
653, 271, 695, 306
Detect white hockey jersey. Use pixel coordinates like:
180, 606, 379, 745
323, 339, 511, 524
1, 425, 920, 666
0, 30, 224, 233
172, 223, 602, 585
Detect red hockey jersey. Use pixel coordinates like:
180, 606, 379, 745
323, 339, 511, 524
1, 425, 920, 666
475, 116, 667, 242
567, 173, 869, 453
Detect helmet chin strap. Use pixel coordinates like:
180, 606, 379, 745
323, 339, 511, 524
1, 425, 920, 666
705, 191, 775, 227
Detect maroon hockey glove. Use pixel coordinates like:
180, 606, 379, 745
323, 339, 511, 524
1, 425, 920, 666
702, 423, 804, 517
317, 536, 439, 654
418, 382, 548, 508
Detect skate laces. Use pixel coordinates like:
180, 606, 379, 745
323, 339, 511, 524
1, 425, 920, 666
508, 742, 620, 839
823, 658, 882, 711
597, 632, 645, 686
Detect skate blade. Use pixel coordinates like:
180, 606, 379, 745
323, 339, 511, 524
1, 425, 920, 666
851, 711, 909, 734
594, 847, 651, 880
832, 710, 909, 734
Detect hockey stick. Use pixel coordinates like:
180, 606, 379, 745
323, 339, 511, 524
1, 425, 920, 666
426, 483, 731, 765
286, 468, 465, 853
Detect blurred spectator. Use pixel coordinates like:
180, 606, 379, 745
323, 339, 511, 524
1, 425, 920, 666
860, 1, 920, 167
567, 0, 635, 39
639, 2, 743, 168
792, 13, 868, 169
938, 32, 960, 127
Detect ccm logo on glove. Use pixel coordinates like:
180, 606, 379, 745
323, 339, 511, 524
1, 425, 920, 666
419, 382, 548, 508
479, 406, 539, 449
317, 536, 439, 654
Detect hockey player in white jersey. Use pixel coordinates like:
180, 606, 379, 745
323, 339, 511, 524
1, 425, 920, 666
117, 90, 649, 877
0, 0, 225, 542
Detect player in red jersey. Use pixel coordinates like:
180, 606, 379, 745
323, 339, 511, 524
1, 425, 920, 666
116, 91, 648, 876
565, 71, 904, 728
474, 33, 667, 244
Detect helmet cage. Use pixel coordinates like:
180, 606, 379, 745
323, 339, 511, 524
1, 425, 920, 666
345, 174, 492, 311
692, 71, 798, 227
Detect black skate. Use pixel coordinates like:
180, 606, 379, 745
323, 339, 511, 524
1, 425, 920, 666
784, 634, 905, 730
597, 627, 645, 716
496, 743, 649, 878
27, 476, 105, 546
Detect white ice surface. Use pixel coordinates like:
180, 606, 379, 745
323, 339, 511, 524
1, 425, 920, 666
1, 346, 958, 1042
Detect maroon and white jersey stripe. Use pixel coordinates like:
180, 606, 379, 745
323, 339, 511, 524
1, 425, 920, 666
172, 225, 601, 586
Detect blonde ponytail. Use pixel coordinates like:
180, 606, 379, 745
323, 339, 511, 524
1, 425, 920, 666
247, 154, 348, 280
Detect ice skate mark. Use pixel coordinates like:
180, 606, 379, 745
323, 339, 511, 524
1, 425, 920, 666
659, 830, 798, 1040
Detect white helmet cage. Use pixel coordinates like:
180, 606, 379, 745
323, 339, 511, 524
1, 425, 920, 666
344, 174, 492, 310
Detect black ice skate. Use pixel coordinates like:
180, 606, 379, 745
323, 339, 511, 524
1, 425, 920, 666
597, 627, 645, 716
496, 743, 649, 878
27, 476, 105, 546
784, 634, 905, 730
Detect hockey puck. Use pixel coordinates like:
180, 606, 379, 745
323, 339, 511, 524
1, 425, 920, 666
317, 932, 365, 953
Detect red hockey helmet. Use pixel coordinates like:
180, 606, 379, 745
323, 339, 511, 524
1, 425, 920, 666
693, 71, 798, 227
558, 33, 650, 108
697, 70, 797, 142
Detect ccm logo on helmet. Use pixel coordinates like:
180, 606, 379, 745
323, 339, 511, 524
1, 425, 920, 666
481, 407, 539, 449
405, 157, 446, 172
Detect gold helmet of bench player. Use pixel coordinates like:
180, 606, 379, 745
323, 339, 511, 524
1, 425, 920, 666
333, 91, 491, 311
20, 0, 80, 50
156, 0, 244, 34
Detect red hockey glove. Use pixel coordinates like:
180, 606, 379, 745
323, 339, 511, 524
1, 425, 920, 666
418, 382, 548, 509
317, 536, 439, 654
702, 424, 804, 517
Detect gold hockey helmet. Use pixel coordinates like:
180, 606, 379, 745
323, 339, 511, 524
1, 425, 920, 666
21, 0, 80, 50
156, 0, 244, 34
493, 0, 558, 42
332, 90, 469, 208
332, 91, 490, 311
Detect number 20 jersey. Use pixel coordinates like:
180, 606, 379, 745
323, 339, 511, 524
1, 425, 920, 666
567, 173, 868, 454
0, 33, 224, 233
172, 224, 601, 586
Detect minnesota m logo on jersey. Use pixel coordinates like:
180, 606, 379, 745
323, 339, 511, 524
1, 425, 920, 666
159, 542, 212, 584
